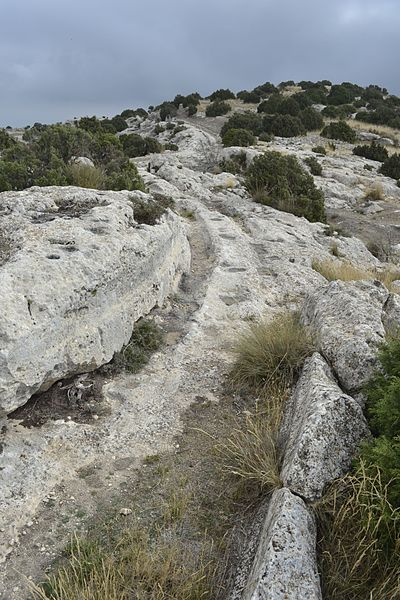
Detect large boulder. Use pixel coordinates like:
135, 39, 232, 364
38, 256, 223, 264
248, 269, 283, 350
302, 280, 388, 393
0, 186, 190, 417
243, 488, 322, 600
280, 353, 369, 500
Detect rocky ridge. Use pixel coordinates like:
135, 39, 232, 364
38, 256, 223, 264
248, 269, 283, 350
1, 113, 399, 597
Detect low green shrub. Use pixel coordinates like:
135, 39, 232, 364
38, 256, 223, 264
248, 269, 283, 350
164, 143, 179, 151
263, 114, 306, 138
130, 194, 174, 225
173, 93, 201, 108
120, 134, 163, 158
187, 104, 197, 116
104, 159, 145, 191
158, 102, 177, 121
220, 112, 263, 136
219, 152, 247, 175
327, 83, 360, 105
258, 132, 273, 142
237, 91, 261, 103
0, 128, 15, 150
380, 154, 400, 180
292, 92, 313, 109
208, 88, 235, 101
275, 97, 301, 116
110, 319, 163, 373
299, 107, 324, 131
254, 81, 277, 95
312, 145, 327, 155
221, 128, 255, 147
353, 142, 389, 162
77, 116, 102, 134
120, 108, 148, 119
321, 121, 357, 143
257, 94, 283, 114
304, 156, 322, 175
89, 132, 123, 164
205, 101, 231, 117
171, 125, 186, 136
365, 336, 400, 439
245, 151, 326, 222
322, 105, 354, 119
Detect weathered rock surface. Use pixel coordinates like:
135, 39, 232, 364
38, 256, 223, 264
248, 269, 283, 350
2, 116, 400, 597
382, 293, 400, 335
280, 353, 369, 500
0, 186, 190, 416
243, 488, 322, 600
302, 280, 388, 392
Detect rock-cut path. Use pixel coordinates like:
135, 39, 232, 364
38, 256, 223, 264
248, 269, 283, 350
0, 117, 398, 598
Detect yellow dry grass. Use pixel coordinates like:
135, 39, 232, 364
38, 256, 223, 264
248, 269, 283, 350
312, 258, 400, 292
29, 525, 216, 600
346, 119, 400, 148
363, 182, 385, 201
216, 403, 283, 493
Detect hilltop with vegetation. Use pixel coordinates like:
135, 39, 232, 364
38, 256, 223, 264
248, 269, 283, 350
1, 79, 400, 600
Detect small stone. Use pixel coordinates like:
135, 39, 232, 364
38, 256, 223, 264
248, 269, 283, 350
119, 508, 132, 516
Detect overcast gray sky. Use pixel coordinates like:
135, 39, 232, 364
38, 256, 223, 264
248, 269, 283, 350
1, 0, 399, 127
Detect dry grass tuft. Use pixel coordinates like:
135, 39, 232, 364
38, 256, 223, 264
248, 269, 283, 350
312, 258, 400, 292
216, 393, 285, 494
364, 182, 385, 201
315, 462, 400, 600
30, 527, 216, 600
230, 311, 315, 392
312, 259, 370, 282
346, 120, 400, 148
66, 163, 105, 189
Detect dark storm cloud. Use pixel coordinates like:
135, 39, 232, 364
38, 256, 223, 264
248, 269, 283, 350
1, 0, 399, 126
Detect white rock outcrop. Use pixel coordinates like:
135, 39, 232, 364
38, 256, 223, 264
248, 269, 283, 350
302, 280, 388, 392
243, 488, 322, 600
0, 186, 190, 416
280, 353, 369, 500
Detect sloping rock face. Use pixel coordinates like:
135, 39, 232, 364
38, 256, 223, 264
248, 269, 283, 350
0, 186, 190, 416
280, 353, 368, 500
302, 280, 388, 393
243, 488, 322, 600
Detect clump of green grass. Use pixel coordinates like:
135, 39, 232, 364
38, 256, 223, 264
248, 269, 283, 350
316, 462, 400, 600
66, 163, 105, 189
316, 332, 400, 600
230, 311, 315, 392
110, 319, 163, 374
30, 529, 216, 600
